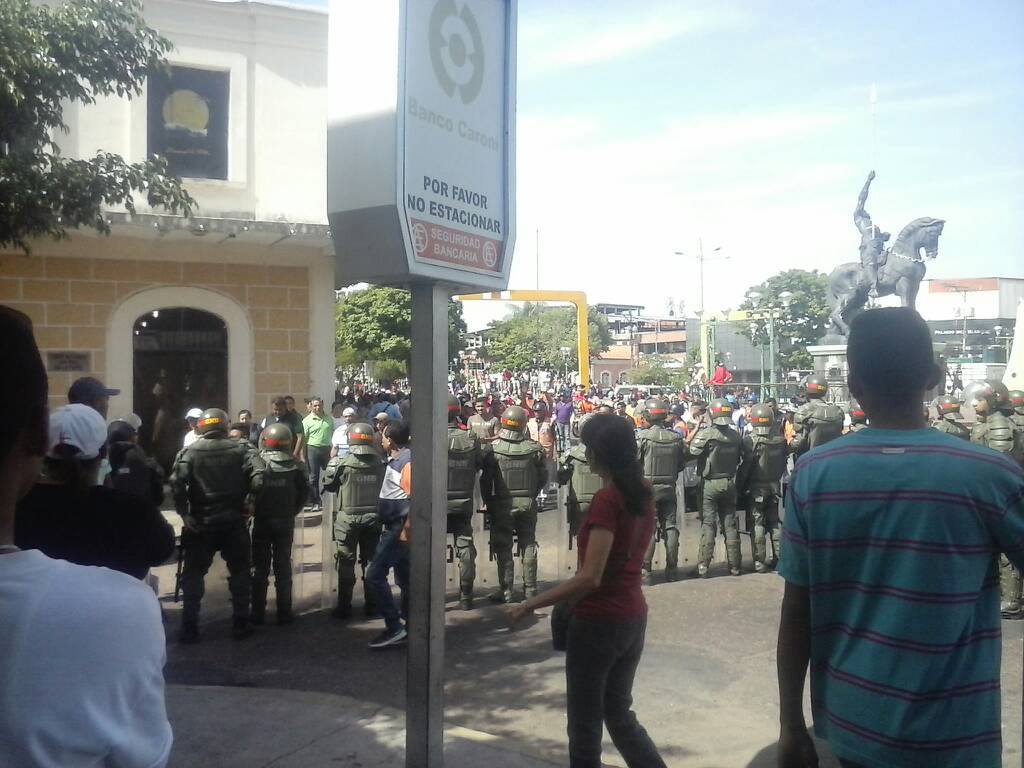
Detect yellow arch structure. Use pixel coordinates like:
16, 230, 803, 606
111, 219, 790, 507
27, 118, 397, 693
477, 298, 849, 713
455, 290, 591, 385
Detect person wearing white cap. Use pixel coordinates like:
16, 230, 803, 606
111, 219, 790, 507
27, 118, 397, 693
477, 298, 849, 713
183, 407, 203, 449
330, 406, 359, 459
0, 308, 173, 768
16, 404, 174, 580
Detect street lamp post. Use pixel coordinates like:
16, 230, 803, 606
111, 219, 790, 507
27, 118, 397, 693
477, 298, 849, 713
674, 240, 725, 316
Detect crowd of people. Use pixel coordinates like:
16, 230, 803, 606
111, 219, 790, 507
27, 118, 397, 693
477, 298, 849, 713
4, 302, 1024, 767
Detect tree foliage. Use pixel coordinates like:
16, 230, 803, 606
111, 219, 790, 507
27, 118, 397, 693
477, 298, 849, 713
0, 0, 194, 252
625, 357, 688, 388
738, 269, 830, 371
334, 286, 466, 371
482, 303, 612, 372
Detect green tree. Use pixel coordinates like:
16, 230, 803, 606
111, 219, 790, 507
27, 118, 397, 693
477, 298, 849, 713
626, 357, 689, 389
0, 0, 194, 252
334, 285, 466, 370
482, 303, 611, 373
738, 269, 830, 371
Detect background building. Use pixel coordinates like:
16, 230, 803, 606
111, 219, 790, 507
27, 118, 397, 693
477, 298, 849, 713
915, 277, 1022, 363
0, 0, 334, 466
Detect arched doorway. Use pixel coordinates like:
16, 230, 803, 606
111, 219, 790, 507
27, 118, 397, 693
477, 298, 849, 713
133, 308, 228, 471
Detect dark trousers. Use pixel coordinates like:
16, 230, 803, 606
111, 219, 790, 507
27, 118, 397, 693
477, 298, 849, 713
565, 615, 666, 768
180, 523, 251, 626
252, 523, 294, 617
307, 444, 331, 503
365, 520, 410, 633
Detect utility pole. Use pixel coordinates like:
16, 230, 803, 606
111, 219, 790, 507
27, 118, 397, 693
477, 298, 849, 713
674, 240, 723, 317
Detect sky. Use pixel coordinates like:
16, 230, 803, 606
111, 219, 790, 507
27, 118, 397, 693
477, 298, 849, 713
323, 0, 1024, 330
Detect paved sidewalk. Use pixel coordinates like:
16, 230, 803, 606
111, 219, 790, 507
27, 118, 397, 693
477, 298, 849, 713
165, 684, 563, 768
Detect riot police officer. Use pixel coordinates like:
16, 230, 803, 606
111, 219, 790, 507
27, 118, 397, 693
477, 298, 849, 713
689, 398, 743, 577
251, 423, 307, 625
846, 399, 868, 432
737, 404, 788, 573
931, 394, 970, 440
970, 380, 1023, 618
446, 396, 482, 609
171, 408, 264, 643
481, 405, 547, 603
791, 374, 844, 456
322, 422, 386, 619
637, 397, 686, 581
1009, 390, 1024, 432
557, 412, 603, 547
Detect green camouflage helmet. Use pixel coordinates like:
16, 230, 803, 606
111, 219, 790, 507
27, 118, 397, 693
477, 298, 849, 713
801, 374, 828, 399
644, 397, 669, 423
347, 422, 378, 455
708, 398, 734, 426
1007, 389, 1024, 415
748, 403, 775, 434
498, 405, 528, 439
974, 379, 1010, 414
448, 395, 462, 422
936, 394, 962, 417
197, 408, 229, 436
847, 398, 867, 423
261, 422, 293, 455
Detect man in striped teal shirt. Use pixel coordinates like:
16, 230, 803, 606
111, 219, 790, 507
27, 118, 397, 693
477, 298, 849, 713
777, 307, 1024, 768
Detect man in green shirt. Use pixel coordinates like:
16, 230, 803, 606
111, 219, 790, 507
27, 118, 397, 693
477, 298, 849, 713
302, 397, 334, 510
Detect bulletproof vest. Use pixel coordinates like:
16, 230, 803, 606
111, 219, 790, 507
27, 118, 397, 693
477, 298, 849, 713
640, 426, 683, 488
933, 418, 970, 441
749, 433, 788, 485
492, 438, 541, 499
338, 453, 386, 514
255, 453, 304, 528
800, 400, 844, 449
180, 437, 251, 527
447, 427, 479, 501
697, 426, 741, 479
564, 445, 603, 504
468, 414, 498, 441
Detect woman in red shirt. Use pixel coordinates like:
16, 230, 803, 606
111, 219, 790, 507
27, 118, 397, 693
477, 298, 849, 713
507, 414, 665, 768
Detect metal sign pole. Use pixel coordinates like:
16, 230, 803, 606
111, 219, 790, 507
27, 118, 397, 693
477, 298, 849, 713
406, 282, 449, 767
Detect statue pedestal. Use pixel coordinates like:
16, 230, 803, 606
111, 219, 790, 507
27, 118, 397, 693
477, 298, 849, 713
806, 343, 851, 402
806, 342, 947, 403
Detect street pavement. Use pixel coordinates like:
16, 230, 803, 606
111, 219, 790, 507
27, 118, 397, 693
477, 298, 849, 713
163, 510, 1024, 768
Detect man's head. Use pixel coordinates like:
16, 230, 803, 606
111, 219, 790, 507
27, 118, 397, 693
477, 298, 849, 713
228, 423, 249, 442
107, 420, 137, 445
238, 409, 253, 424
331, 401, 345, 418
474, 397, 489, 416
284, 395, 296, 413
847, 308, 940, 423
271, 396, 287, 418
374, 412, 390, 431
185, 407, 203, 430
67, 376, 119, 419
0, 308, 49, 513
309, 397, 324, 416
382, 420, 410, 453
342, 406, 358, 424
614, 401, 627, 415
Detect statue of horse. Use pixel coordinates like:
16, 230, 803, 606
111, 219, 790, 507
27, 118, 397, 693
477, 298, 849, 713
826, 216, 945, 337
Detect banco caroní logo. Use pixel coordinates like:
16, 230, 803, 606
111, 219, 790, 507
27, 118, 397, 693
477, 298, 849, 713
429, 0, 484, 104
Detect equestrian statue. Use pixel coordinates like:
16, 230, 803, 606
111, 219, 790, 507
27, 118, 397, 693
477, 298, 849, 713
825, 171, 945, 338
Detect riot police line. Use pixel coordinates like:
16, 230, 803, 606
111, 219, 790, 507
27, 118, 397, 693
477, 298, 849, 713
167, 380, 1024, 645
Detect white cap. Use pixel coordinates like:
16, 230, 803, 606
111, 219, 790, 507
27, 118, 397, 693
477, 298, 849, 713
48, 404, 108, 460
123, 413, 143, 431
186, 407, 203, 419
342, 406, 357, 416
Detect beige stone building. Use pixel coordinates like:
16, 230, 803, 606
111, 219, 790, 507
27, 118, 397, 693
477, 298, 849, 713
1, 0, 335, 468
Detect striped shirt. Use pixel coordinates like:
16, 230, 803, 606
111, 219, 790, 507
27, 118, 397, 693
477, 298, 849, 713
778, 427, 1024, 768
